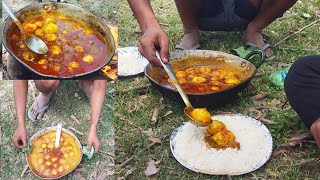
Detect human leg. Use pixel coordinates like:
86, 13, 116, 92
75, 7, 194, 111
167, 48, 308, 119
174, 0, 203, 49
28, 80, 60, 120
284, 55, 320, 129
242, 0, 297, 58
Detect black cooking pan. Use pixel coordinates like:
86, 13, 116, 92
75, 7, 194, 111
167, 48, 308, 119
2, 0, 115, 79
145, 50, 264, 107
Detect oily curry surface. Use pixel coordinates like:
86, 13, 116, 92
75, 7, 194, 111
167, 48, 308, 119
149, 56, 253, 93
28, 130, 81, 178
9, 11, 109, 77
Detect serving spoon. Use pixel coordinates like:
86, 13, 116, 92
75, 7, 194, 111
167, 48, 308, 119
155, 51, 212, 127
55, 124, 62, 148
3, 1, 48, 54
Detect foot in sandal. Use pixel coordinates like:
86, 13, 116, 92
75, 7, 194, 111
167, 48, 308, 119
242, 29, 275, 60
176, 30, 201, 50
27, 93, 52, 121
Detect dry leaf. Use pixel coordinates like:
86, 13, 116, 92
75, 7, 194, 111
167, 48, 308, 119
151, 107, 159, 125
271, 98, 281, 105
148, 137, 161, 144
281, 132, 312, 147
272, 149, 287, 157
144, 160, 159, 176
251, 93, 268, 101
143, 128, 154, 137
288, 132, 311, 141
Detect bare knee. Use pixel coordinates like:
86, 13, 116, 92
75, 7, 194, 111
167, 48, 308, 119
35, 80, 60, 93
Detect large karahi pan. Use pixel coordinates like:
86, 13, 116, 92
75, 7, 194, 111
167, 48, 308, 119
2, 1, 115, 79
145, 50, 264, 107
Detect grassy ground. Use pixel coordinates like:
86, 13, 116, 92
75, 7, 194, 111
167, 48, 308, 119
0, 80, 115, 179
116, 0, 320, 179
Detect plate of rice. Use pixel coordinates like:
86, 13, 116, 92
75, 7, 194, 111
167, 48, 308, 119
170, 114, 273, 175
118, 47, 149, 76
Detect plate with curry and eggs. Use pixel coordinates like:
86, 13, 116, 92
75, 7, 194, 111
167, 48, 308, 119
26, 127, 86, 179
170, 114, 273, 175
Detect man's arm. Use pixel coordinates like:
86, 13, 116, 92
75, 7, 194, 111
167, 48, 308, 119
127, 0, 159, 32
128, 0, 169, 66
87, 80, 107, 153
12, 80, 28, 149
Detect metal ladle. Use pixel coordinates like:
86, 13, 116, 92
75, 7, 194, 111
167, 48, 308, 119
155, 51, 212, 127
3, 1, 48, 54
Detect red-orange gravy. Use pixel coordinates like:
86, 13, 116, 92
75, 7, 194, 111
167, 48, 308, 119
149, 57, 252, 93
9, 11, 109, 77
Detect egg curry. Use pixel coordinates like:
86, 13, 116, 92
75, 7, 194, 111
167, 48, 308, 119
9, 11, 109, 76
204, 120, 240, 150
28, 130, 81, 178
186, 107, 212, 125
150, 56, 251, 93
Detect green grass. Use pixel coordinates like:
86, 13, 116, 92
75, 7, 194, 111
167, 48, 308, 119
0, 80, 115, 179
116, 0, 320, 179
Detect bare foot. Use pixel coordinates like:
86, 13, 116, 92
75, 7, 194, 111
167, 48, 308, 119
78, 80, 93, 99
29, 93, 51, 120
242, 29, 274, 59
178, 29, 200, 49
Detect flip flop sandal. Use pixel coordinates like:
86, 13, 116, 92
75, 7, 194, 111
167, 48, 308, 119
246, 41, 275, 60
176, 43, 201, 50
27, 96, 50, 122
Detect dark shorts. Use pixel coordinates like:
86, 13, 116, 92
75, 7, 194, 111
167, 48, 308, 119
198, 0, 259, 31
284, 55, 320, 129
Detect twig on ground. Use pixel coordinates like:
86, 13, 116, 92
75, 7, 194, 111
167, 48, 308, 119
115, 141, 159, 170
89, 161, 100, 180
20, 164, 29, 178
70, 115, 80, 124
68, 126, 84, 136
274, 19, 320, 46
119, 84, 152, 94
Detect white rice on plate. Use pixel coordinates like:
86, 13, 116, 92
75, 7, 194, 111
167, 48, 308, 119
118, 47, 149, 76
170, 114, 273, 175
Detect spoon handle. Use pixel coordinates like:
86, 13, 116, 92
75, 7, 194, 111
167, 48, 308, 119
55, 124, 62, 148
155, 51, 192, 107
2, 1, 18, 22
2, 1, 25, 33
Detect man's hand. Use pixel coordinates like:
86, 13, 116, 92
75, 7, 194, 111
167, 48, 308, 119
138, 25, 170, 67
87, 129, 100, 153
12, 126, 27, 149
310, 118, 320, 150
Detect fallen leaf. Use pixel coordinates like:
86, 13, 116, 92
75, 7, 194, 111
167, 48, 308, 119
288, 132, 311, 141
143, 128, 154, 137
148, 137, 161, 144
151, 107, 159, 125
248, 108, 280, 125
259, 117, 281, 125
144, 160, 159, 176
272, 149, 287, 157
271, 98, 281, 105
251, 93, 268, 101
281, 132, 312, 147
